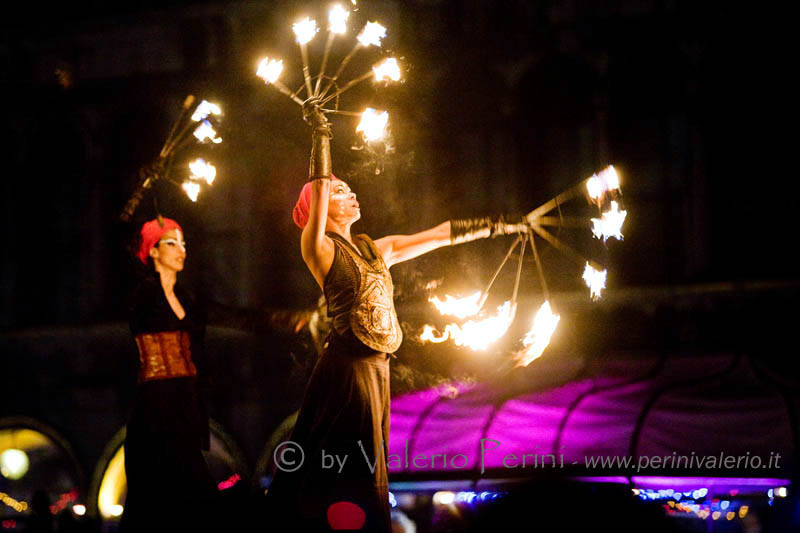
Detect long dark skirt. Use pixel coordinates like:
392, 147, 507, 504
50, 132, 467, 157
266, 331, 391, 532
120, 377, 218, 532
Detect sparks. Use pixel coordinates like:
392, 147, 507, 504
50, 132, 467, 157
590, 200, 627, 241
356, 108, 389, 141
193, 120, 222, 144
582, 263, 607, 300
420, 301, 514, 351
182, 181, 200, 202
373, 57, 401, 82
190, 100, 221, 122
357, 22, 387, 47
293, 17, 318, 45
189, 158, 216, 185
256, 58, 284, 84
329, 4, 349, 34
429, 292, 482, 319
514, 301, 560, 367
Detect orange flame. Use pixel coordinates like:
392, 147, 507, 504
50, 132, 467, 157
513, 301, 559, 367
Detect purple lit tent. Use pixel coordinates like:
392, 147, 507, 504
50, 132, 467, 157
388, 352, 797, 485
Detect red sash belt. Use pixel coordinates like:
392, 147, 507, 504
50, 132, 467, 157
135, 331, 197, 383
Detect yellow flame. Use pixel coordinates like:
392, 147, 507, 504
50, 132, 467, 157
419, 324, 449, 343
586, 165, 620, 202
599, 165, 619, 191
256, 57, 284, 84
182, 181, 200, 202
429, 292, 482, 319
191, 100, 221, 122
357, 21, 387, 47
356, 108, 389, 141
514, 301, 560, 367
420, 301, 514, 351
189, 158, 216, 185
329, 4, 349, 34
586, 174, 603, 200
373, 57, 401, 82
293, 17, 318, 45
590, 200, 627, 241
582, 263, 606, 300
193, 120, 222, 144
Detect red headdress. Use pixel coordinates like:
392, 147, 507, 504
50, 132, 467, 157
137, 217, 183, 264
292, 175, 342, 230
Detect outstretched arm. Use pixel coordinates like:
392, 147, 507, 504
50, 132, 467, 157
375, 216, 528, 268
374, 222, 451, 268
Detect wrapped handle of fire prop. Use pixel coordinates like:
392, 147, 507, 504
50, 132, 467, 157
119, 160, 165, 222
303, 98, 333, 180
450, 215, 530, 245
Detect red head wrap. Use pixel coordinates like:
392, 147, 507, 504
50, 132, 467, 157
292, 175, 342, 230
137, 217, 183, 264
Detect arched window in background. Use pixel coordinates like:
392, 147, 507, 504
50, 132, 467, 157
0, 417, 85, 524
88, 419, 248, 522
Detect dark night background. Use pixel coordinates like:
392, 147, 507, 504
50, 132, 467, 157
0, 0, 796, 524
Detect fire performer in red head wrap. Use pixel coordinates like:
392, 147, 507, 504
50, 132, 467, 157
121, 217, 219, 532
267, 102, 526, 532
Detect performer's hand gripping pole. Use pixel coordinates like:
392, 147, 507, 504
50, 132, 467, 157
303, 98, 333, 179
119, 160, 165, 222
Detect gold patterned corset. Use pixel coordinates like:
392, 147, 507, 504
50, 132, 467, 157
134, 331, 197, 383
325, 233, 403, 353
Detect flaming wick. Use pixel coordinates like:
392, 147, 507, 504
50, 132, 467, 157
314, 5, 350, 96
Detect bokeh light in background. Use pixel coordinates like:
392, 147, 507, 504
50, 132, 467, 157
0, 419, 83, 521
90, 420, 247, 521
0, 449, 29, 480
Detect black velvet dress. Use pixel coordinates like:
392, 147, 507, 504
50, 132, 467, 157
120, 277, 218, 531
266, 234, 396, 532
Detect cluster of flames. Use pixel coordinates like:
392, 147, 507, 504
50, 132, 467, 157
179, 100, 223, 203
420, 166, 627, 367
256, 4, 401, 142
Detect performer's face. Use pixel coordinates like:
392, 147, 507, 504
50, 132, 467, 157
150, 229, 186, 273
328, 180, 361, 225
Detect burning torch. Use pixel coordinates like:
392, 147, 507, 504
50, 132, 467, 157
119, 95, 223, 221
422, 166, 628, 367
256, 4, 402, 168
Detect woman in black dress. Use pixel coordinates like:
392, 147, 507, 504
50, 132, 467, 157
120, 217, 217, 532
266, 106, 526, 532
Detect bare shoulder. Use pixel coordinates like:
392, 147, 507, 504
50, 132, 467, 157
301, 231, 335, 288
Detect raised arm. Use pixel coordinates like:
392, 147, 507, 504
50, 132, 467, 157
375, 216, 529, 268
301, 179, 335, 288
299, 101, 335, 289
